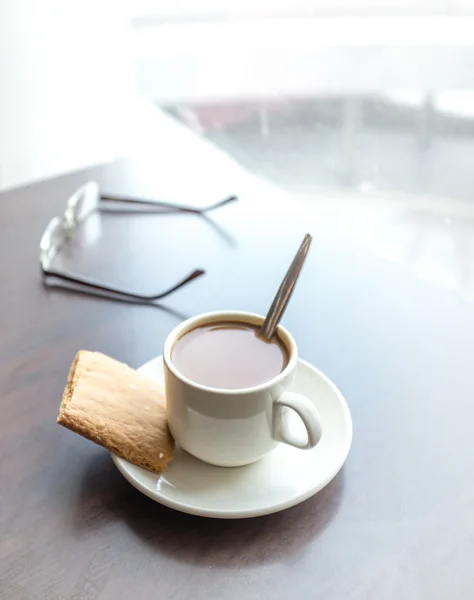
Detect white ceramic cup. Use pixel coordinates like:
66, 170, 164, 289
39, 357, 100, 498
163, 310, 323, 467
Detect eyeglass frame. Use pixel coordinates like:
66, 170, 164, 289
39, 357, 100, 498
40, 181, 237, 302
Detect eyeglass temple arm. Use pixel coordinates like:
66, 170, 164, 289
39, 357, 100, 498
99, 194, 238, 214
41, 267, 205, 301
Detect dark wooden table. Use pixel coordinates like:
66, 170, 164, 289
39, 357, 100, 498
1, 158, 474, 599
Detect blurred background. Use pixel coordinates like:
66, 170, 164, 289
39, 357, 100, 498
2, 1, 474, 189
3, 0, 474, 299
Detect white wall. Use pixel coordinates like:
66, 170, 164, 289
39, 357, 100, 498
132, 0, 474, 21
0, 0, 134, 190
135, 17, 474, 104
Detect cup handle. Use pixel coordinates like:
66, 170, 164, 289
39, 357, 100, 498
273, 392, 323, 449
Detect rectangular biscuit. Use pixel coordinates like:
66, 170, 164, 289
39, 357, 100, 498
57, 350, 174, 474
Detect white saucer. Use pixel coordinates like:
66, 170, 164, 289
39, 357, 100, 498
112, 356, 352, 519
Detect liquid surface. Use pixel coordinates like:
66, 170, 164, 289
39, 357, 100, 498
171, 321, 288, 389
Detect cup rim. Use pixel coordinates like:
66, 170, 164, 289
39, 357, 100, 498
163, 310, 298, 395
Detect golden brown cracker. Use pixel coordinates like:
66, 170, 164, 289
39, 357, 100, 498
57, 351, 174, 474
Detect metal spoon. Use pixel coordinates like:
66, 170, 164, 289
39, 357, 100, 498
259, 234, 312, 340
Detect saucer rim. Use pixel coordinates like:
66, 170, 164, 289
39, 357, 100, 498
111, 356, 352, 519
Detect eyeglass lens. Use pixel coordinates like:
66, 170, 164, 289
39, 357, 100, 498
64, 181, 101, 229
40, 217, 68, 271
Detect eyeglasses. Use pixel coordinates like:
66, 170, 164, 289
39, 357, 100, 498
40, 181, 237, 302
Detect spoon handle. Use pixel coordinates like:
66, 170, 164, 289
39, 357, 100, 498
259, 234, 312, 340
